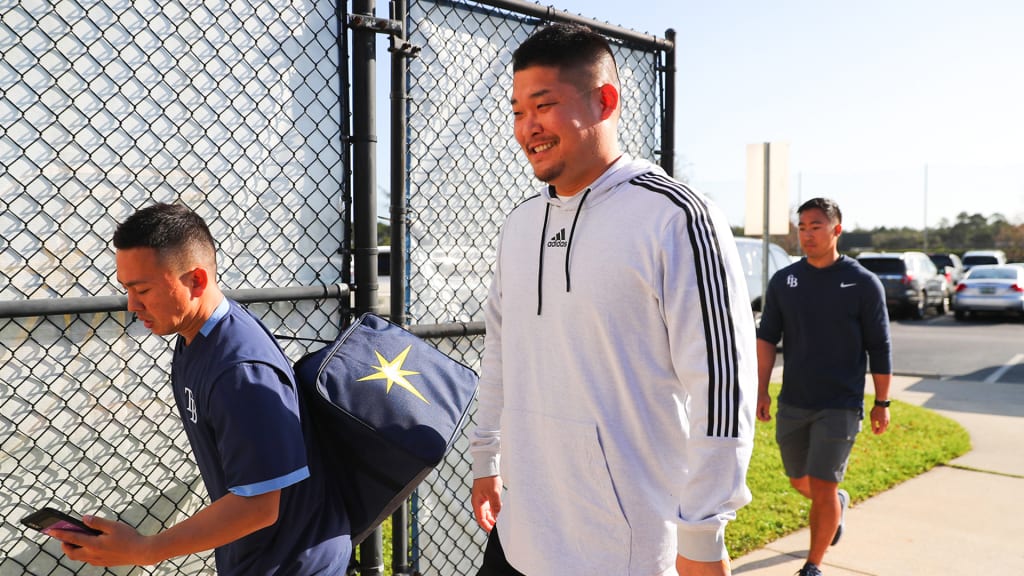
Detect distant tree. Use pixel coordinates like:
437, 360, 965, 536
945, 212, 995, 249
736, 210, 1023, 258
871, 227, 924, 251
839, 230, 875, 252
996, 223, 1024, 261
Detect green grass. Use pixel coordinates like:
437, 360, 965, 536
362, 383, 971, 570
352, 517, 394, 572
726, 383, 971, 558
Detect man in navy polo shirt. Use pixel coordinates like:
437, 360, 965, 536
52, 203, 350, 575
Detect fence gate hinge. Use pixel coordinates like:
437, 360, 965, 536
348, 14, 403, 36
389, 40, 421, 58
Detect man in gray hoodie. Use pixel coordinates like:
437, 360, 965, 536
469, 23, 758, 576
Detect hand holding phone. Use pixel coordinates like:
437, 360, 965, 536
21, 507, 102, 541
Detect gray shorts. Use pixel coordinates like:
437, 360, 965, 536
776, 402, 862, 483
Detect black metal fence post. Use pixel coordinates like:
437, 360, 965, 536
662, 28, 677, 177
390, 0, 415, 572
351, 0, 381, 319
351, 0, 384, 573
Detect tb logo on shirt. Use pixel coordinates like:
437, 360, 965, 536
184, 387, 198, 423
786, 274, 798, 288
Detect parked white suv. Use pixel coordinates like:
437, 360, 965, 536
962, 249, 1007, 272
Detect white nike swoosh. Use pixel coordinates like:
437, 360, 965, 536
840, 282, 857, 288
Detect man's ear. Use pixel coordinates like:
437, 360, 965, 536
834, 223, 843, 237
184, 267, 209, 296
597, 84, 619, 120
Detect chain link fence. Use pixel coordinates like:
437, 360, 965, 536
1, 0, 671, 574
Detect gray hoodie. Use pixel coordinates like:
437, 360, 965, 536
471, 156, 757, 574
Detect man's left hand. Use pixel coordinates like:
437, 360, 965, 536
676, 554, 730, 576
870, 405, 890, 434
56, 515, 155, 567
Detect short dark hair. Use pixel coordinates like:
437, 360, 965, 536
512, 23, 618, 88
113, 203, 217, 270
798, 197, 842, 225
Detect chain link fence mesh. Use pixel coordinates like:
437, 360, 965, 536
1, 0, 668, 574
2, 0, 346, 573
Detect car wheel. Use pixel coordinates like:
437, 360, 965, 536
954, 309, 967, 321
910, 291, 926, 319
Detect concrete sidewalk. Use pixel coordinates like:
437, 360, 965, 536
731, 374, 1024, 575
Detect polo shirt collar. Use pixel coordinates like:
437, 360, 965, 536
198, 297, 230, 338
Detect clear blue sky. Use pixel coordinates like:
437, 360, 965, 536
522, 0, 1024, 231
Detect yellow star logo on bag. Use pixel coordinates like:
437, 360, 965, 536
357, 345, 429, 404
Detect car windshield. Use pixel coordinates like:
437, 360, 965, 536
859, 259, 905, 275
963, 256, 999, 266
967, 268, 1017, 280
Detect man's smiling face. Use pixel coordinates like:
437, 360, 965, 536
511, 65, 605, 196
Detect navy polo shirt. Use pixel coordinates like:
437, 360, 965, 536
171, 298, 349, 575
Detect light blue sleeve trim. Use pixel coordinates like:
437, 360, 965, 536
228, 466, 310, 497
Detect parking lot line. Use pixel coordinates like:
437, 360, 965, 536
984, 353, 1024, 383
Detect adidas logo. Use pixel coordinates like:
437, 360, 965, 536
547, 228, 567, 248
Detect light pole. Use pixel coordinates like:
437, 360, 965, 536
923, 163, 929, 250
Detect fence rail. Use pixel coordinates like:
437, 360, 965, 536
0, 285, 350, 320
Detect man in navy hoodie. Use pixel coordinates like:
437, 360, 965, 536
756, 197, 892, 576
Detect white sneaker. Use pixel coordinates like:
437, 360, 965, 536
832, 488, 849, 546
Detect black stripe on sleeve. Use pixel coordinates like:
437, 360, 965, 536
631, 172, 743, 438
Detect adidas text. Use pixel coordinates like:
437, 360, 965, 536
548, 229, 567, 248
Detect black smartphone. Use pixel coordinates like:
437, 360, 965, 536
20, 507, 101, 538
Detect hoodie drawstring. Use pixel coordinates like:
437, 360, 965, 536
536, 187, 591, 315
536, 201, 552, 316
564, 187, 591, 293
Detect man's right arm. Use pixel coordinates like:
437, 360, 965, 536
755, 339, 778, 422
755, 275, 783, 422
469, 233, 506, 529
56, 491, 280, 567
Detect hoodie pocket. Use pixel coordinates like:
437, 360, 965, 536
501, 409, 630, 573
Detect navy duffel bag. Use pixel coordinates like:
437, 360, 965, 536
293, 313, 479, 545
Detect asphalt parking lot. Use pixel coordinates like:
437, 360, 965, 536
889, 312, 1024, 382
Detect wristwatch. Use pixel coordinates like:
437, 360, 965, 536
874, 399, 891, 408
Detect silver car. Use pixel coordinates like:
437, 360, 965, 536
952, 264, 1024, 320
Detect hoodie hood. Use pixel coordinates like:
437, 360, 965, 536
541, 154, 665, 211
535, 155, 664, 314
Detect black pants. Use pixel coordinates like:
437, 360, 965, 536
477, 527, 526, 576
